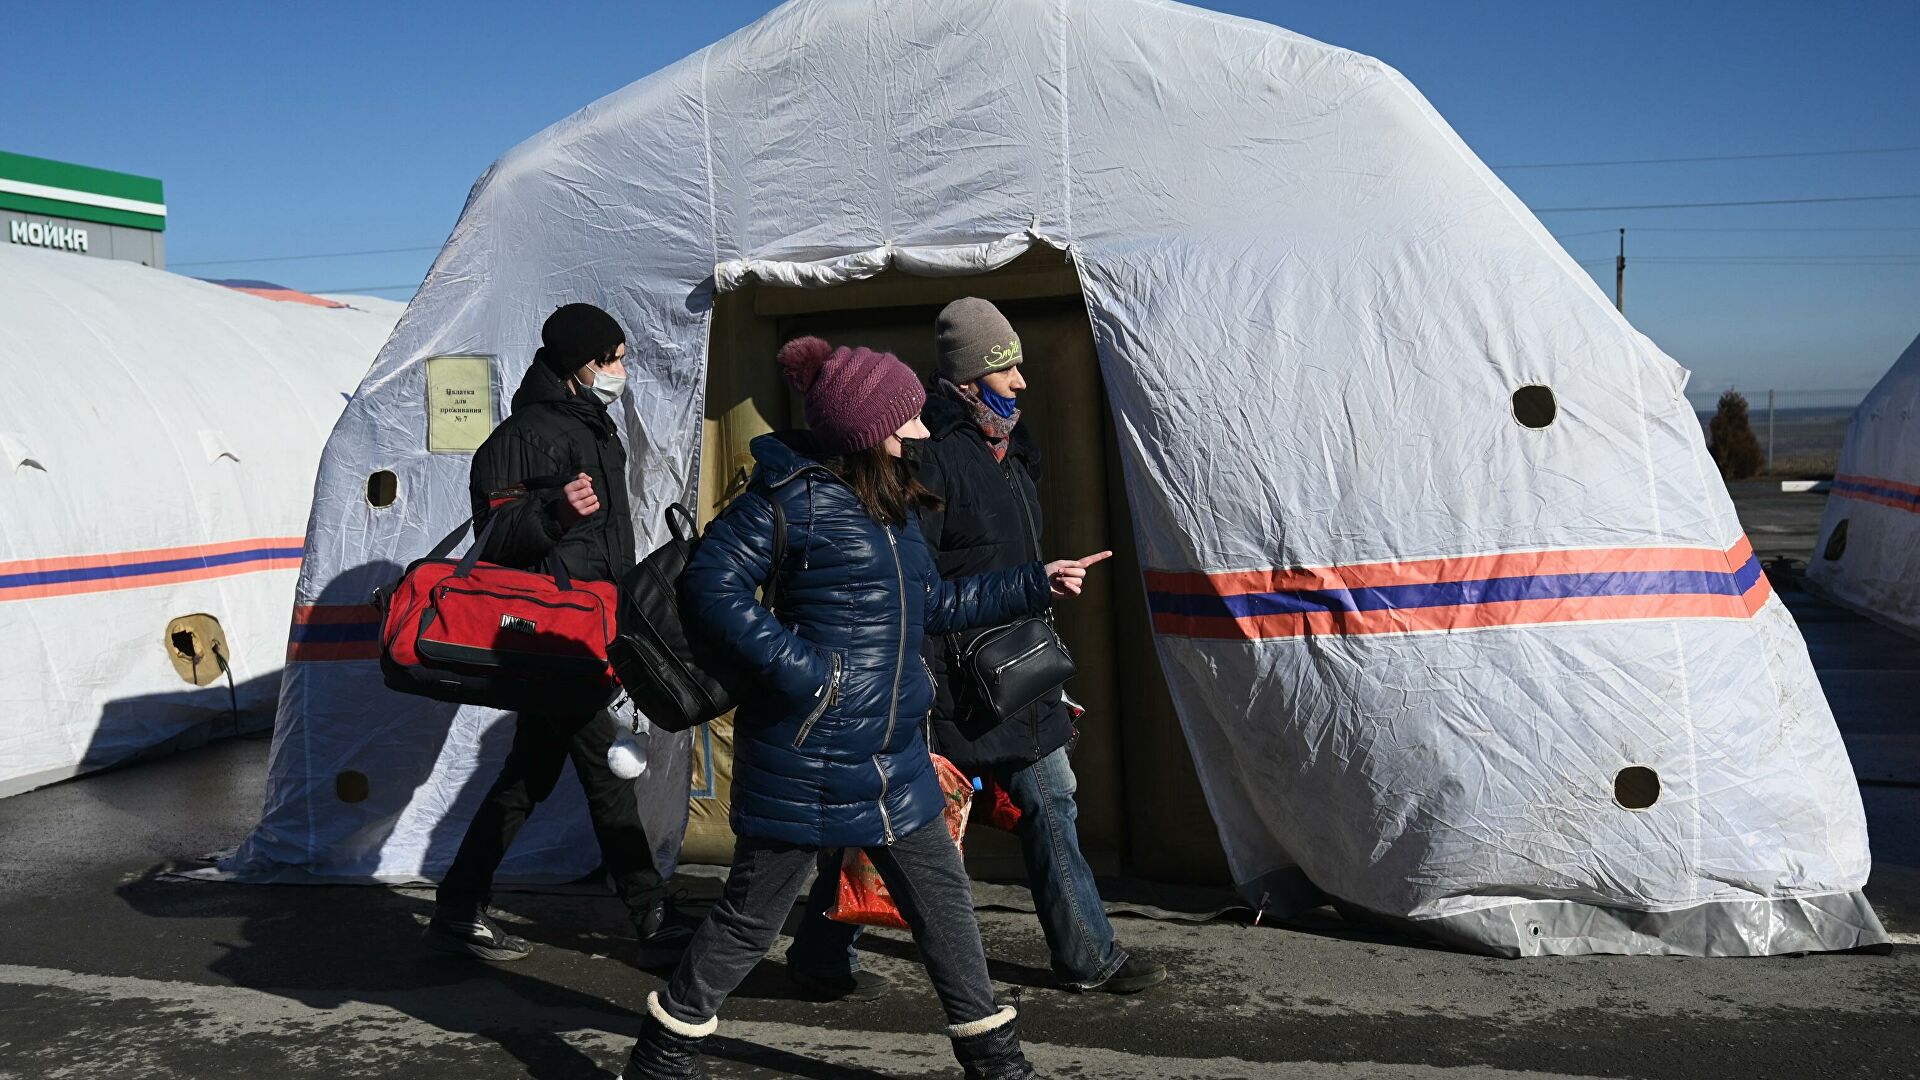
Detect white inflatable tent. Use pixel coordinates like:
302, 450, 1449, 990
221, 0, 1881, 956
0, 244, 398, 796
1809, 332, 1920, 635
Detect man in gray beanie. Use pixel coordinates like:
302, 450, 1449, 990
786, 297, 1168, 1001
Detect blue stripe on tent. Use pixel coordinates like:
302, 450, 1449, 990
1149, 556, 1763, 619
288, 621, 383, 644
1833, 479, 1920, 507
0, 545, 306, 590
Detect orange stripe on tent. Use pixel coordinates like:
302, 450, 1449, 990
286, 640, 383, 662
1836, 473, 1920, 499
1153, 577, 1774, 641
0, 537, 307, 577
1144, 539, 1754, 596
292, 603, 383, 625
0, 557, 304, 602
1832, 489, 1920, 515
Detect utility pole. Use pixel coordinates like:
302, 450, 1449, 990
1767, 389, 1776, 474
1615, 228, 1626, 313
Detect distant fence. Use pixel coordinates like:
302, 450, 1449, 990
1686, 387, 1870, 479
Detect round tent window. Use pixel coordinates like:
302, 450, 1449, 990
366, 470, 399, 508
335, 771, 370, 803
1512, 385, 1557, 429
1823, 519, 1849, 562
1614, 765, 1660, 810
163, 613, 229, 687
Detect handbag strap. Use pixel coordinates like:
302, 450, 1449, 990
442, 510, 574, 591
666, 491, 785, 608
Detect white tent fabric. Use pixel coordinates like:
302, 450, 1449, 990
0, 244, 397, 796
1808, 333, 1920, 635
220, 0, 1880, 955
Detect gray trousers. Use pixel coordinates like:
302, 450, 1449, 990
661, 818, 998, 1028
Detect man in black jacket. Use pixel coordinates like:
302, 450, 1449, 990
427, 303, 691, 968
786, 298, 1166, 998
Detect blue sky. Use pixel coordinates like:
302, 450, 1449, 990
6, 1, 1916, 400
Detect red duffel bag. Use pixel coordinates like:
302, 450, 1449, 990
376, 514, 620, 715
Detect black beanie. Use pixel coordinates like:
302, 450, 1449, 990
537, 303, 626, 376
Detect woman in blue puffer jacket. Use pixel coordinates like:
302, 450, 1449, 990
622, 337, 1109, 1080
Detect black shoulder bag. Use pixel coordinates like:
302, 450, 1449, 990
609, 495, 785, 732
951, 449, 1075, 722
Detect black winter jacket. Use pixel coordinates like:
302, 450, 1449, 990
468, 363, 636, 585
916, 388, 1075, 772
679, 432, 1051, 848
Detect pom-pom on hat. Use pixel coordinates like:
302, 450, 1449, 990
777, 336, 927, 454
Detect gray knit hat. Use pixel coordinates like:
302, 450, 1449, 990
935, 297, 1023, 385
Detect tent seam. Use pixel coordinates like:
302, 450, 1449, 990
1058, 0, 1071, 239
699, 43, 720, 270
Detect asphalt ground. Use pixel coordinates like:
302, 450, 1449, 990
2, 483, 1916, 1079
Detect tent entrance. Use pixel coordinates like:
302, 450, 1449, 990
694, 247, 1227, 884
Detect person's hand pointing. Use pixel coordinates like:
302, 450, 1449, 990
1043, 551, 1113, 598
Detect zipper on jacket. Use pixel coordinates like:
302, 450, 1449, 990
875, 526, 907, 845
873, 754, 895, 845
999, 441, 1051, 761
793, 653, 841, 748
1002, 455, 1041, 562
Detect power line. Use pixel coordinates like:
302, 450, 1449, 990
1493, 145, 1920, 170
1633, 252, 1920, 260
171, 244, 441, 268
311, 282, 420, 293
1535, 193, 1920, 212
1578, 256, 1920, 268
1625, 225, 1920, 232
1557, 226, 1920, 241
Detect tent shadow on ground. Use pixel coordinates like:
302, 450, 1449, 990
113, 874, 897, 1079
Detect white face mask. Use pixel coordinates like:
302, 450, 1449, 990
586, 368, 626, 406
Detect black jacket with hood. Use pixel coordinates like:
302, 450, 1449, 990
467, 362, 635, 585
915, 386, 1074, 772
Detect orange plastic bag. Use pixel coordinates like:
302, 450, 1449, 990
824, 754, 973, 929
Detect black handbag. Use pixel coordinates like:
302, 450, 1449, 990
608, 498, 784, 733
954, 614, 1076, 722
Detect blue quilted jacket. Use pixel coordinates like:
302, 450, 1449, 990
680, 432, 1051, 848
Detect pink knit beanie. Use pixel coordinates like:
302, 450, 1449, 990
777, 336, 927, 454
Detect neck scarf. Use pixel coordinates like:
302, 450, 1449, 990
980, 383, 1019, 418
940, 378, 1019, 462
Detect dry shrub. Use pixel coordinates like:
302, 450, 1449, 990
1708, 391, 1764, 480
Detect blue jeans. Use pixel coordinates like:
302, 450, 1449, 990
790, 748, 1128, 988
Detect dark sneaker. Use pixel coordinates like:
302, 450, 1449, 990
633, 895, 700, 969
426, 909, 532, 962
1075, 954, 1167, 995
788, 965, 894, 1002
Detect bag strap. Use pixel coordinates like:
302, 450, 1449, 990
441, 508, 573, 591
665, 502, 698, 544
425, 516, 481, 562
665, 493, 785, 607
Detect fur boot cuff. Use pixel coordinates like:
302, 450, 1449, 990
648, 991, 718, 1038
947, 1005, 1017, 1039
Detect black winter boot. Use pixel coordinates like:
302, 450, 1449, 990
622, 991, 713, 1080
948, 1006, 1038, 1080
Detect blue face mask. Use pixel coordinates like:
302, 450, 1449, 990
979, 383, 1019, 418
